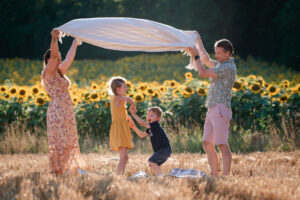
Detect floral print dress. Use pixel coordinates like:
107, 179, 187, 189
42, 71, 84, 174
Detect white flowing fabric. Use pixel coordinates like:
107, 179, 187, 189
55, 17, 197, 69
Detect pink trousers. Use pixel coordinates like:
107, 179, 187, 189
203, 103, 232, 145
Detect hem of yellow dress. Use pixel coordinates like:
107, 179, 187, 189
110, 145, 135, 152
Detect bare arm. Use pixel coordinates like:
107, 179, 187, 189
185, 47, 216, 78
132, 126, 148, 138
129, 107, 150, 128
114, 96, 136, 107
127, 112, 147, 138
195, 32, 216, 68
58, 39, 79, 75
43, 30, 60, 76
127, 115, 135, 129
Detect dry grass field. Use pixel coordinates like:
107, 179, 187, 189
0, 151, 299, 200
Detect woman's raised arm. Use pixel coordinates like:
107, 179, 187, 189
58, 39, 79, 75
43, 30, 60, 76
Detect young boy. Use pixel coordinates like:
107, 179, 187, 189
129, 106, 171, 176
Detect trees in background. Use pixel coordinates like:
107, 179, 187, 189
0, 0, 298, 69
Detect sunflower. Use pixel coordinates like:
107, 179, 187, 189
169, 80, 177, 88
159, 86, 167, 93
151, 81, 160, 87
27, 95, 33, 101
127, 87, 134, 94
0, 86, 7, 93
18, 88, 26, 97
239, 77, 249, 86
105, 102, 110, 108
256, 79, 265, 87
247, 75, 256, 81
101, 91, 108, 99
282, 80, 290, 86
138, 83, 147, 92
163, 80, 170, 86
39, 92, 46, 97
263, 82, 269, 88
9, 87, 17, 95
239, 77, 246, 83
4, 93, 10, 100
232, 80, 243, 92
146, 88, 155, 96
172, 88, 180, 98
196, 88, 207, 96
182, 91, 192, 98
83, 93, 90, 100
261, 91, 268, 96
72, 97, 79, 104
185, 72, 193, 79
292, 84, 300, 94
35, 97, 46, 106
90, 93, 100, 101
72, 91, 78, 96
282, 82, 290, 89
257, 75, 264, 80
250, 83, 261, 93
127, 93, 135, 98
184, 86, 194, 94
134, 93, 144, 103
278, 94, 289, 103
152, 92, 159, 98
32, 87, 39, 95
91, 83, 98, 90
267, 85, 280, 96
126, 81, 133, 89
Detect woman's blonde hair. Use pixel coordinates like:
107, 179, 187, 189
107, 76, 126, 96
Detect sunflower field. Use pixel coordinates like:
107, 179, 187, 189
0, 54, 300, 152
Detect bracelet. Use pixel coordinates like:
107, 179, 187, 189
195, 55, 200, 60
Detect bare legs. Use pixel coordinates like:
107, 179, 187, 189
117, 147, 128, 175
202, 141, 232, 176
218, 144, 232, 175
148, 161, 162, 176
203, 141, 219, 176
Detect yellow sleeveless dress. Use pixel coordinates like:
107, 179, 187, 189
109, 96, 134, 151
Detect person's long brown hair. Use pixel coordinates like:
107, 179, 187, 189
43, 49, 51, 65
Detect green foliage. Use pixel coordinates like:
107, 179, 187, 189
1, 55, 299, 86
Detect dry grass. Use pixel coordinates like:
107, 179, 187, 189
0, 151, 299, 200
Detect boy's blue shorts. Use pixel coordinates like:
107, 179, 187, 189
148, 147, 171, 166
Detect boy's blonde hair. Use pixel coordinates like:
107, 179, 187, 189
107, 76, 126, 96
148, 107, 163, 119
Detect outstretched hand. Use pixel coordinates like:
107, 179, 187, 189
184, 47, 198, 57
51, 29, 59, 39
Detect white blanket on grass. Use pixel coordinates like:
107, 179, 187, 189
55, 17, 197, 69
129, 169, 206, 179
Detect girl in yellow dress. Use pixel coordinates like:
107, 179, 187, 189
108, 76, 136, 175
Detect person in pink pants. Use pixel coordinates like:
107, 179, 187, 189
185, 32, 236, 176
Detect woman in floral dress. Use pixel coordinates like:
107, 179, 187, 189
41, 30, 84, 175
